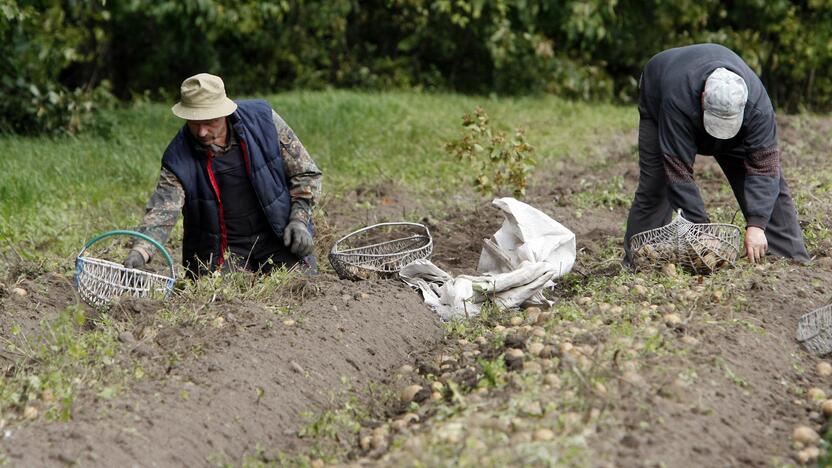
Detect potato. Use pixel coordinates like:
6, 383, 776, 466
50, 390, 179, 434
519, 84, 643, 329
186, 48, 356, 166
821, 399, 832, 416
544, 373, 561, 387
808, 388, 827, 402
528, 342, 544, 356
532, 428, 555, 442
400, 384, 423, 403
506, 348, 524, 360
817, 362, 832, 377
22, 406, 38, 420
664, 313, 682, 326
793, 425, 820, 445
797, 446, 820, 464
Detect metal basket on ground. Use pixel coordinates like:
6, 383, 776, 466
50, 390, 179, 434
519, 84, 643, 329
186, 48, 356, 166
797, 304, 832, 356
75, 230, 176, 308
329, 222, 433, 280
630, 212, 741, 275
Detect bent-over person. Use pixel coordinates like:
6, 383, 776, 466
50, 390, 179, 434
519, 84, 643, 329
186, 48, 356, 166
624, 43, 809, 267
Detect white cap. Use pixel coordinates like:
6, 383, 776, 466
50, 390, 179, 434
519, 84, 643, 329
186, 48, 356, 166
703, 67, 748, 139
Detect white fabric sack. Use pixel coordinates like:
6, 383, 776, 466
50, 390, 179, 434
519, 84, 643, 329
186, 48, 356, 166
400, 197, 576, 320
478, 197, 576, 275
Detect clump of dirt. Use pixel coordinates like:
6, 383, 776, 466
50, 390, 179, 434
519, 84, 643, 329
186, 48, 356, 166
0, 273, 443, 466
0, 272, 78, 338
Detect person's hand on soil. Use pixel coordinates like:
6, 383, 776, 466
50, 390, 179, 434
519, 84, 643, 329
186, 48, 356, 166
744, 226, 767, 263
123, 250, 146, 269
284, 220, 314, 257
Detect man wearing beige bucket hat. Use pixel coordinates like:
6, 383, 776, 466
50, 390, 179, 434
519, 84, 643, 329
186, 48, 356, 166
623, 43, 809, 267
123, 73, 322, 277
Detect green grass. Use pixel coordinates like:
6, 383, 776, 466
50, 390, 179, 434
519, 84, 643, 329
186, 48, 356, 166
0, 91, 634, 276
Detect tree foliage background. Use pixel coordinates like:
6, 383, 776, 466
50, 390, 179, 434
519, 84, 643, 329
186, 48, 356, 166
3, 0, 832, 134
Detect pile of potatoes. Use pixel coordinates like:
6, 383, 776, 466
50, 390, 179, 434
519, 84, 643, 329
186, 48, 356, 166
633, 242, 728, 274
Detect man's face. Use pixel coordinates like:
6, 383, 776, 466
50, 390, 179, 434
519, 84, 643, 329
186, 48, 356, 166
186, 117, 228, 147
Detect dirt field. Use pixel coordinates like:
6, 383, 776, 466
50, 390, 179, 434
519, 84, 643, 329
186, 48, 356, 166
1, 115, 831, 466
0, 275, 442, 465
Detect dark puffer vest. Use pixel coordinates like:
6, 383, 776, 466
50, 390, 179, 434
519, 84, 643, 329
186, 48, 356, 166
161, 100, 291, 276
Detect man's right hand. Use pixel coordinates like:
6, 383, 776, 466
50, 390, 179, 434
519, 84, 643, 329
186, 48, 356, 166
744, 226, 768, 263
123, 250, 146, 270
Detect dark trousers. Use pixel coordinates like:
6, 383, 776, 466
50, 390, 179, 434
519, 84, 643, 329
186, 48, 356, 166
623, 115, 810, 266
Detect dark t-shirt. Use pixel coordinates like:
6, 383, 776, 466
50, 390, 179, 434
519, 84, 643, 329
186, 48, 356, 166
638, 43, 781, 229
211, 144, 287, 263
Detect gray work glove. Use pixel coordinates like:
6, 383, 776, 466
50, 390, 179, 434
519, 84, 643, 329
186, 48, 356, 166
123, 250, 146, 270
283, 200, 314, 258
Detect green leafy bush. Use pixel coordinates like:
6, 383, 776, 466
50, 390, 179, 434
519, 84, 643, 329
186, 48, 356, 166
0, 78, 114, 135
0, 1, 114, 135
4, 0, 832, 136
445, 107, 535, 198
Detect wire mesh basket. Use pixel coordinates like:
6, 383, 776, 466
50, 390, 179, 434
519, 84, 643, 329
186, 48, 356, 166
631, 212, 741, 274
797, 304, 832, 356
329, 222, 433, 280
75, 230, 176, 308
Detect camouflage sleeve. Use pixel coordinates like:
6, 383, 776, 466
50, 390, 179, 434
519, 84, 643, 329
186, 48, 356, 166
132, 167, 185, 262
272, 109, 322, 223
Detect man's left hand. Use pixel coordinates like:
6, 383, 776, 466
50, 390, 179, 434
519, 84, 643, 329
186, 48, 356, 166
284, 220, 314, 257
744, 226, 767, 263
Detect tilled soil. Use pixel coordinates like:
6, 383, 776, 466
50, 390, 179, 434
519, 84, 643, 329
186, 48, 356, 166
0, 275, 442, 466
594, 263, 832, 467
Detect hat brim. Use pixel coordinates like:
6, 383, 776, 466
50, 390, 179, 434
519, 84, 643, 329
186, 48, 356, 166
171, 99, 237, 121
703, 111, 742, 140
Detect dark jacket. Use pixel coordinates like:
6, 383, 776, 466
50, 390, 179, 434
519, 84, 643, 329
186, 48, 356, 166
161, 100, 292, 275
639, 43, 780, 229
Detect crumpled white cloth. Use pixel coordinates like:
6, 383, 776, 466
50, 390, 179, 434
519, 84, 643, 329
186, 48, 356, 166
400, 197, 576, 321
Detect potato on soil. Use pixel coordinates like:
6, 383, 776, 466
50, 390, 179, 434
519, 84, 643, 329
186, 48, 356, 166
822, 399, 832, 416
663, 313, 682, 326
505, 348, 524, 360
793, 425, 819, 445
400, 384, 424, 403
807, 387, 826, 402
680, 335, 699, 345
797, 446, 820, 464
816, 361, 832, 377
22, 406, 38, 420
544, 374, 561, 387
524, 361, 542, 373
359, 435, 372, 451
528, 342, 544, 356
532, 428, 555, 442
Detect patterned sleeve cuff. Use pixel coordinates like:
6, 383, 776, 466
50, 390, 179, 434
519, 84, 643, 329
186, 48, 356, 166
132, 243, 153, 262
290, 199, 313, 224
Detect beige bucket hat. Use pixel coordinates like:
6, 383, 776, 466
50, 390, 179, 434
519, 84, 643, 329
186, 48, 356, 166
171, 73, 238, 121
